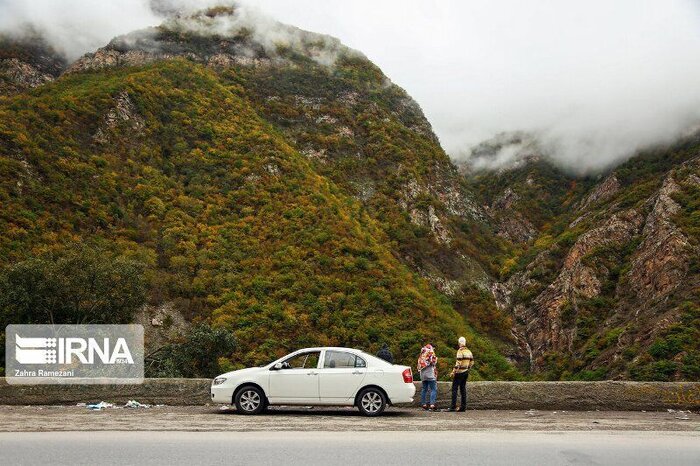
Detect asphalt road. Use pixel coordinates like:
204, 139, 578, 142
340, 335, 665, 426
0, 431, 698, 466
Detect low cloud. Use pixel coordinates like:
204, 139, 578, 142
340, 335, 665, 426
160, 5, 347, 67
250, 0, 700, 174
0, 1, 346, 66
0, 0, 161, 60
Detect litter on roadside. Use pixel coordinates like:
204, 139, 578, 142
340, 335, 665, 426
124, 400, 151, 409
86, 401, 114, 411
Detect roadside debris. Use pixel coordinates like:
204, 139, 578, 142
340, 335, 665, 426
86, 401, 114, 411
124, 400, 151, 409
81, 400, 163, 410
665, 408, 694, 420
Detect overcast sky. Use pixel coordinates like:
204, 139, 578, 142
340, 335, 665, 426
3, 0, 700, 173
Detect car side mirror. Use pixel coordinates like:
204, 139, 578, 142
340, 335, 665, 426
272, 363, 283, 370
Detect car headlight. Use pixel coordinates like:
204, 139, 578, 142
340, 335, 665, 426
213, 377, 227, 386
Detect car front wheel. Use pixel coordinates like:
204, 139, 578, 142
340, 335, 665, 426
234, 386, 266, 415
357, 387, 387, 416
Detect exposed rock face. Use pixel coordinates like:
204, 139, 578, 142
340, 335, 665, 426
0, 34, 66, 95
564, 209, 644, 268
68, 43, 277, 74
94, 91, 145, 143
490, 153, 700, 377
399, 170, 484, 246
489, 188, 537, 243
515, 209, 644, 358
627, 174, 693, 304
0, 58, 55, 89
579, 175, 620, 210
134, 302, 188, 351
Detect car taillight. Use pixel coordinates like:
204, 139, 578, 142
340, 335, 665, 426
402, 368, 413, 383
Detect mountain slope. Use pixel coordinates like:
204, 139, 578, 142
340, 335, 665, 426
64, 7, 515, 344
0, 19, 519, 378
468, 140, 700, 380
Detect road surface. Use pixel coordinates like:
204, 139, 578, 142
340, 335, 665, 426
1, 405, 698, 431
0, 431, 698, 465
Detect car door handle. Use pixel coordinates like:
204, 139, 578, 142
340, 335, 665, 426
352, 371, 363, 375
307, 371, 318, 376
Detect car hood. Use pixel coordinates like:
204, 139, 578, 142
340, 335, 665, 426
216, 366, 265, 380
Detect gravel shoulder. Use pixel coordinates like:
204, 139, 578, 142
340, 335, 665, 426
0, 405, 698, 432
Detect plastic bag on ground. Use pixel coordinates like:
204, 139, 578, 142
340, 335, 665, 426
86, 401, 114, 411
124, 400, 151, 409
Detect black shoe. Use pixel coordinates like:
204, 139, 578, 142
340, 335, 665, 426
458, 407, 466, 412
444, 407, 457, 412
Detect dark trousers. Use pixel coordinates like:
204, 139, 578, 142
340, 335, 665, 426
451, 371, 469, 409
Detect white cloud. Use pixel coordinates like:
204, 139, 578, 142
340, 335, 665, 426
247, 0, 700, 173
0, 0, 161, 60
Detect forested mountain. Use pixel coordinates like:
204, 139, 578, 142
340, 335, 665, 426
0, 7, 517, 379
0, 6, 696, 380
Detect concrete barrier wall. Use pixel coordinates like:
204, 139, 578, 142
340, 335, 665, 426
1, 379, 698, 410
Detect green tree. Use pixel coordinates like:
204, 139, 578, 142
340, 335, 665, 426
0, 243, 147, 326
145, 324, 237, 378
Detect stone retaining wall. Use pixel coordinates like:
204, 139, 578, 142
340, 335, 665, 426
1, 379, 698, 410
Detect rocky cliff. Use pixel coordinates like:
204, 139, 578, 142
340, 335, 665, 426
0, 33, 66, 95
471, 140, 700, 380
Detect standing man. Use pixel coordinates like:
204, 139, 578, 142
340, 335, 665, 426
376, 343, 394, 364
447, 336, 473, 412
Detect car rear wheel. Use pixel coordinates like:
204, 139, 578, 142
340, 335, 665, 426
357, 387, 386, 416
234, 386, 266, 415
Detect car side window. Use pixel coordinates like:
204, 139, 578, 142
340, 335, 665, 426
324, 351, 366, 368
282, 351, 320, 369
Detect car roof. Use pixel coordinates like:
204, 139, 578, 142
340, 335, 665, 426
275, 347, 396, 368
294, 347, 363, 353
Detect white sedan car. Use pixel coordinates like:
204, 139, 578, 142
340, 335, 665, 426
211, 347, 415, 416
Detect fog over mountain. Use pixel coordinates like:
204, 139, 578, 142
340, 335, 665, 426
2, 0, 700, 174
